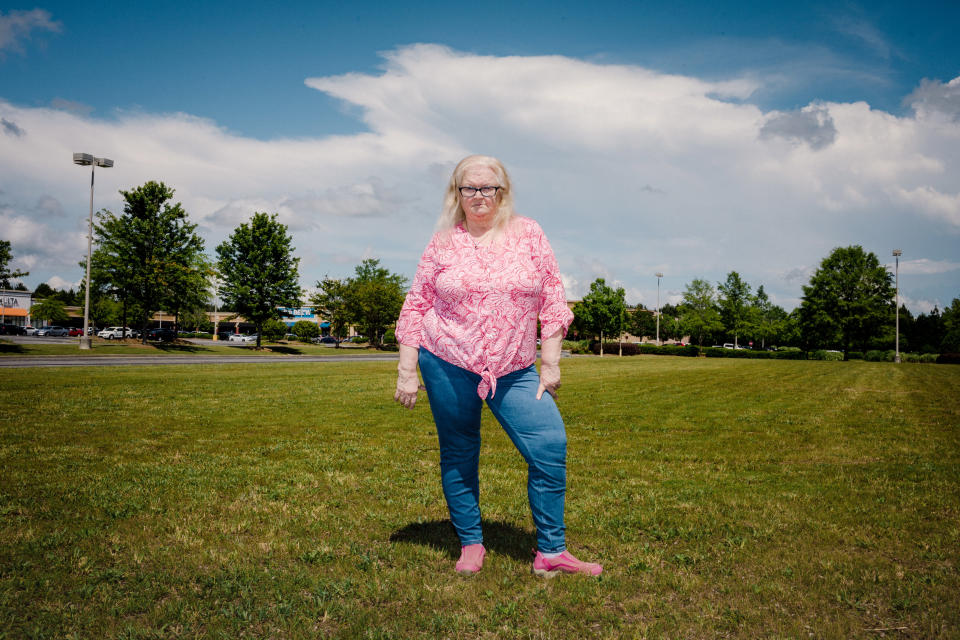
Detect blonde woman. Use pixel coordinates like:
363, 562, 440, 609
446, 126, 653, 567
394, 155, 601, 578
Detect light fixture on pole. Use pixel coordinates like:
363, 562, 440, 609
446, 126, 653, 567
73, 152, 114, 350
893, 249, 902, 363
655, 272, 663, 346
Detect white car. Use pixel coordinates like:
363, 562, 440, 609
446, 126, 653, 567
24, 326, 37, 335
228, 333, 257, 343
98, 326, 133, 339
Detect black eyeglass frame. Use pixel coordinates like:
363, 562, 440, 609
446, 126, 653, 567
458, 186, 501, 198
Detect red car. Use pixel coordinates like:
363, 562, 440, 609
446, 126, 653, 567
68, 327, 84, 336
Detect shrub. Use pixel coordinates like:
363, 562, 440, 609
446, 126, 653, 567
261, 318, 288, 341
920, 353, 938, 363
292, 320, 319, 342
864, 350, 889, 362
563, 340, 592, 354
810, 350, 843, 361
383, 328, 397, 345
770, 349, 804, 360
704, 347, 772, 359
936, 353, 960, 365
847, 351, 864, 360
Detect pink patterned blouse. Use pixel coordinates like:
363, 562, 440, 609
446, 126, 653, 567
396, 216, 574, 398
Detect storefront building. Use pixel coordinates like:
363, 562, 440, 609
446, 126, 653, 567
0, 290, 32, 327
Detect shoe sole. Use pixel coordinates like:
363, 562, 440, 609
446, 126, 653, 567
532, 566, 602, 578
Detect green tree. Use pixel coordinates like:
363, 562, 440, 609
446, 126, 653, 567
799, 246, 895, 358
679, 278, 723, 348
717, 271, 752, 348
910, 306, 944, 353
751, 285, 787, 350
0, 240, 29, 289
573, 278, 627, 356
941, 298, 960, 352
658, 303, 681, 341
216, 212, 301, 349
628, 304, 656, 340
292, 319, 320, 342
260, 318, 288, 342
165, 252, 214, 333
30, 298, 68, 325
92, 181, 206, 342
342, 259, 407, 348
309, 276, 351, 347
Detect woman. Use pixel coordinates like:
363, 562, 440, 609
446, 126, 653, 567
394, 155, 601, 578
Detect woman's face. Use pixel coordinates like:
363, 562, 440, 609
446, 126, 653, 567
458, 165, 501, 229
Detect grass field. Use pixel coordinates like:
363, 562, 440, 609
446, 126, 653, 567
2, 357, 958, 638
0, 338, 378, 358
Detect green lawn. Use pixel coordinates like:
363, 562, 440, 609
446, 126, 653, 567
2, 358, 958, 638
0, 338, 378, 357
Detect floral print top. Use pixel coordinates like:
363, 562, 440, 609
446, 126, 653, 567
396, 216, 573, 398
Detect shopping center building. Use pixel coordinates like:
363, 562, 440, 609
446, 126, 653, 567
0, 290, 32, 327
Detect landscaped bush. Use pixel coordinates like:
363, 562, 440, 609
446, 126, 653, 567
810, 350, 844, 361
920, 353, 938, 363
936, 352, 960, 364
383, 329, 397, 344
770, 349, 805, 360
847, 351, 864, 360
562, 339, 592, 354
291, 320, 319, 342
590, 341, 641, 356
864, 350, 892, 362
704, 347, 771, 359
261, 318, 288, 341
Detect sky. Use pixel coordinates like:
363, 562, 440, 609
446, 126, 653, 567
1, 0, 958, 314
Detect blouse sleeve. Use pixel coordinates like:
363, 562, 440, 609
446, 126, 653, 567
395, 234, 439, 348
534, 223, 574, 339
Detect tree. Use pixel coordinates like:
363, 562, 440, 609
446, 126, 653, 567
92, 181, 207, 342
342, 259, 407, 348
679, 278, 723, 348
910, 306, 944, 353
0, 240, 29, 289
310, 276, 351, 348
260, 318, 288, 342
573, 278, 627, 356
216, 212, 301, 349
799, 246, 895, 358
628, 304, 656, 340
717, 271, 752, 348
751, 285, 787, 349
658, 303, 681, 341
292, 320, 319, 342
941, 298, 960, 353
30, 298, 68, 325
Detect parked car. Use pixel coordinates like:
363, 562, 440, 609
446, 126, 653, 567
37, 326, 69, 336
312, 335, 339, 344
0, 323, 26, 335
23, 326, 37, 335
147, 327, 177, 342
98, 326, 134, 339
68, 327, 84, 336
228, 333, 257, 343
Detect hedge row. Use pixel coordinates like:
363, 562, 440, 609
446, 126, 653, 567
702, 347, 804, 359
588, 342, 699, 357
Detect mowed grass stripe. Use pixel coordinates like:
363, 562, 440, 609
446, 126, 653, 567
1, 358, 958, 638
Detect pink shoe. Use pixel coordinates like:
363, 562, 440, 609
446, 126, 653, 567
455, 543, 485, 575
532, 550, 602, 577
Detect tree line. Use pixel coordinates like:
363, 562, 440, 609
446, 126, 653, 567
2, 180, 406, 348
573, 246, 960, 358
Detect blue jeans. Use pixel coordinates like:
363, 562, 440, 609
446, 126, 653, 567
418, 348, 568, 553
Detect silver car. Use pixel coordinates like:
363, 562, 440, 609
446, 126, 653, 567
36, 326, 69, 336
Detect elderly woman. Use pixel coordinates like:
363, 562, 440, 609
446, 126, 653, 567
394, 155, 601, 578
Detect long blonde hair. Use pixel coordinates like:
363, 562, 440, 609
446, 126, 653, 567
437, 155, 516, 231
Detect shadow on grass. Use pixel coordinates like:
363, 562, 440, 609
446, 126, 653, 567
151, 341, 211, 353
390, 519, 535, 562
0, 342, 26, 353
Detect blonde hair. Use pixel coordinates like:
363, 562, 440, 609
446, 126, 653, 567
437, 155, 516, 231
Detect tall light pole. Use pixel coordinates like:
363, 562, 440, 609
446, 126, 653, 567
893, 249, 902, 363
73, 153, 114, 350
655, 272, 663, 346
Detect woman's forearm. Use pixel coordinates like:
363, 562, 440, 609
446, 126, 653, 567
539, 329, 563, 366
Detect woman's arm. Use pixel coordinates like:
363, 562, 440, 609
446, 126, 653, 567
395, 343, 423, 409
536, 329, 563, 400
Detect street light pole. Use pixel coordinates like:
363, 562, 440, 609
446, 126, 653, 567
893, 249, 902, 363
655, 272, 663, 346
73, 153, 114, 350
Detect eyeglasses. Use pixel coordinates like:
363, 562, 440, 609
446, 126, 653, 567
458, 186, 501, 198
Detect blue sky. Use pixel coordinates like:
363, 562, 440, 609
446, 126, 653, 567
2, 0, 959, 314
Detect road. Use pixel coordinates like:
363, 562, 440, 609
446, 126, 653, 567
0, 336, 399, 368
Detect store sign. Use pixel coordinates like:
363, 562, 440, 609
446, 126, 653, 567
278, 307, 317, 325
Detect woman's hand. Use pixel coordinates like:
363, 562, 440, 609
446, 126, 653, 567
536, 329, 564, 400
395, 343, 423, 409
536, 362, 561, 399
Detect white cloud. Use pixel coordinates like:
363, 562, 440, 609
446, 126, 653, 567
0, 8, 61, 55
1, 45, 959, 315
897, 259, 960, 275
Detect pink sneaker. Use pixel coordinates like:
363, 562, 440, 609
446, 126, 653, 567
455, 543, 485, 575
532, 550, 602, 577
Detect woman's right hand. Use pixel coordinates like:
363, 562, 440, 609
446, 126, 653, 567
395, 343, 423, 409
395, 369, 423, 409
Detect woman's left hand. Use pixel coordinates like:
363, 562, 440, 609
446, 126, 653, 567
537, 362, 561, 399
